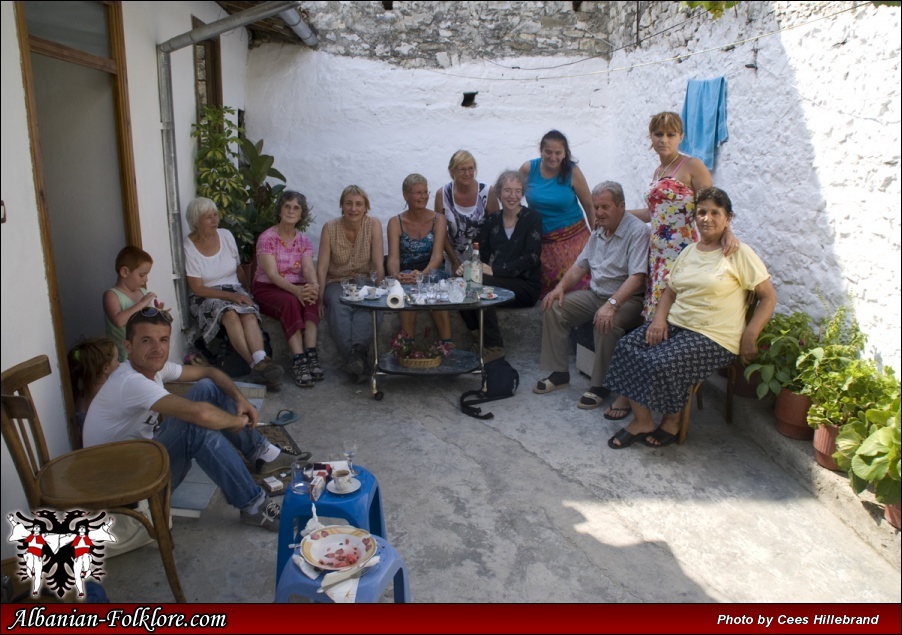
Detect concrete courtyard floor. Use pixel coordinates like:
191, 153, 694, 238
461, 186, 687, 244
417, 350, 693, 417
102, 310, 901, 604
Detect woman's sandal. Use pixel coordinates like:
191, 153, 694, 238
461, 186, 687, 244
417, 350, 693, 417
607, 427, 646, 449
603, 406, 632, 421
642, 427, 678, 448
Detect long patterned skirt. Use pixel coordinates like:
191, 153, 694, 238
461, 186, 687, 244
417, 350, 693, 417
540, 221, 590, 299
189, 284, 261, 344
604, 323, 736, 413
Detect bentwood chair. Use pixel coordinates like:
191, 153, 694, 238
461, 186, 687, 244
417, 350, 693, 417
1, 355, 186, 602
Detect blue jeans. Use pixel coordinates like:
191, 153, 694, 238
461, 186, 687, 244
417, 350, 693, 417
154, 379, 266, 511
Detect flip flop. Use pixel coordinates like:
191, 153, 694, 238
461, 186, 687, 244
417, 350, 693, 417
643, 427, 678, 448
269, 409, 299, 426
532, 377, 569, 394
603, 406, 632, 421
607, 427, 646, 449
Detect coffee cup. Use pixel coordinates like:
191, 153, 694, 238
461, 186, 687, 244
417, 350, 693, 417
481, 286, 494, 298
367, 287, 378, 299
332, 469, 352, 492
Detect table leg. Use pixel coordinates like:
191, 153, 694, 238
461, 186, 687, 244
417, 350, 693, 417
479, 308, 487, 392
370, 310, 383, 400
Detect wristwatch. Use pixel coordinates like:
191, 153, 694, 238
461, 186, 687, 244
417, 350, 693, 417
608, 297, 618, 310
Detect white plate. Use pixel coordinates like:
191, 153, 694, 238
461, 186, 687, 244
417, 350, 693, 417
299, 525, 376, 571
480, 293, 498, 300
326, 477, 361, 495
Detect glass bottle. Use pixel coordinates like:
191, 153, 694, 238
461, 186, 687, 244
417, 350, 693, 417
461, 239, 473, 285
470, 242, 483, 286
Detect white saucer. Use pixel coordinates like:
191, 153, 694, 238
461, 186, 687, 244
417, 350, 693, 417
480, 293, 498, 300
326, 478, 361, 495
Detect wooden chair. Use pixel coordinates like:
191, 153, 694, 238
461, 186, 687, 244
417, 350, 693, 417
1, 355, 186, 602
676, 291, 758, 445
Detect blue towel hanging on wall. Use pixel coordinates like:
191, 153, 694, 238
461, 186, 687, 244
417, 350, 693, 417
679, 77, 728, 169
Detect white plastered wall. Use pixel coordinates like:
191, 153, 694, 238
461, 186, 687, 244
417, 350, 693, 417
245, 1, 900, 369
0, 0, 248, 559
0, 0, 67, 549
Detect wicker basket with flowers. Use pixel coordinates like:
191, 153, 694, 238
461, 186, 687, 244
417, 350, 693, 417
390, 328, 452, 368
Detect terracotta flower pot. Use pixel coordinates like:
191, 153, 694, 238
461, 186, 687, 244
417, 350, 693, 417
813, 423, 841, 471
885, 501, 901, 530
774, 388, 814, 440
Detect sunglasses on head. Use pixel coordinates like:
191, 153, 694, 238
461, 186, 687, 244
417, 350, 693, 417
138, 306, 173, 322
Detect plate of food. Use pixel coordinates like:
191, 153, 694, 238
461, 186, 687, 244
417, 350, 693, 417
299, 525, 377, 571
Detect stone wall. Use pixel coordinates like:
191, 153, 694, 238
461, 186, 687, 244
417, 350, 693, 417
300, 1, 619, 67
246, 1, 901, 368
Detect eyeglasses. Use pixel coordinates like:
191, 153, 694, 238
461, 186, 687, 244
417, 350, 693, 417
138, 306, 173, 323
501, 188, 523, 196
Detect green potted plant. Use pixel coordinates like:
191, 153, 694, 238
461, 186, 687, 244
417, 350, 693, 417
744, 311, 817, 439
834, 391, 901, 529
796, 305, 867, 469
191, 105, 290, 273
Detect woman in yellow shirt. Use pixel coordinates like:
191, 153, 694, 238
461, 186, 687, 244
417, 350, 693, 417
604, 187, 777, 448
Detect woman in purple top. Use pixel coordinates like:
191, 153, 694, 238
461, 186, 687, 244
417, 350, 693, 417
252, 190, 323, 388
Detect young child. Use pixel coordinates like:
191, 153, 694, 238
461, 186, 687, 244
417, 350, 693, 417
67, 337, 119, 435
103, 246, 162, 361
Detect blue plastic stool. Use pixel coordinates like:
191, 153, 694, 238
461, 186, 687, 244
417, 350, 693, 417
276, 466, 386, 583
275, 536, 410, 603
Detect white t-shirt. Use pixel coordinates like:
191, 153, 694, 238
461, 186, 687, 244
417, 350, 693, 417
184, 228, 242, 288
83, 360, 183, 447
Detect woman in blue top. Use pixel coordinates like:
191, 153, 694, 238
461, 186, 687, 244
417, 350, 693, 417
519, 130, 594, 298
387, 173, 453, 347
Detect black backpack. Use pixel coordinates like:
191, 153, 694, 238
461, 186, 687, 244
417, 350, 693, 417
459, 359, 520, 420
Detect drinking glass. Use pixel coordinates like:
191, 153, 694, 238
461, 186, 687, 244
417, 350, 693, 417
340, 277, 350, 296
370, 269, 378, 288
342, 440, 358, 477
425, 282, 437, 305
448, 278, 466, 304
415, 271, 425, 298
291, 460, 314, 495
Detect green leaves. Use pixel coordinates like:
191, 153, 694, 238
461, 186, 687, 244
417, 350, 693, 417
746, 311, 817, 398
834, 398, 901, 506
191, 105, 291, 262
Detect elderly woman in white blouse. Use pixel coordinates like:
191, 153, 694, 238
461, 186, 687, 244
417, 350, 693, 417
183, 197, 283, 389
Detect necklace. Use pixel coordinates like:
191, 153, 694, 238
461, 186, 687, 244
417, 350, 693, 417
656, 153, 681, 180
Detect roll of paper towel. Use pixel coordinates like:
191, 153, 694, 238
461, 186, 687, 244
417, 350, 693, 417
386, 280, 405, 309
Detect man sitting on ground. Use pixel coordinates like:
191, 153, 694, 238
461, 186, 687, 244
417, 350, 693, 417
83, 308, 310, 531
534, 181, 650, 409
